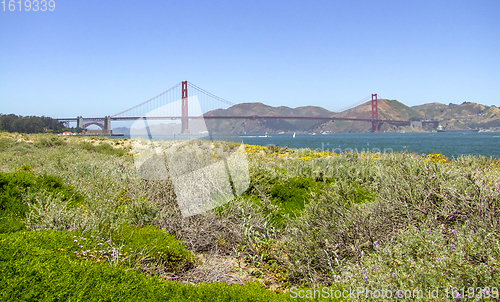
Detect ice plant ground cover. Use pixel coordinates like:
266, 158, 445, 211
0, 132, 499, 301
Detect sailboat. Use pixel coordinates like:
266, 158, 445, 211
292, 132, 296, 138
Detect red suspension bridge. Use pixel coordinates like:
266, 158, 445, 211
56, 81, 439, 133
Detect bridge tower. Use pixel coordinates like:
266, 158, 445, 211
181, 81, 189, 133
77, 116, 83, 129
104, 116, 111, 131
371, 94, 378, 132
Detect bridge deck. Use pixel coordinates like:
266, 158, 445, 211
57, 116, 439, 125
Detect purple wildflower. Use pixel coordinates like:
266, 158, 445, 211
451, 229, 457, 235
428, 229, 432, 234
454, 292, 461, 300
363, 276, 368, 282
396, 291, 403, 298
361, 270, 366, 274
449, 244, 456, 250
374, 267, 379, 272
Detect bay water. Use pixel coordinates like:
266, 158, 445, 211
118, 132, 500, 158
239, 132, 500, 159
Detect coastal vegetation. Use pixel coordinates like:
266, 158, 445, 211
0, 114, 69, 134
1, 131, 499, 301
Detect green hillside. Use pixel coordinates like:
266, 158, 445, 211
204, 103, 334, 133
412, 102, 500, 130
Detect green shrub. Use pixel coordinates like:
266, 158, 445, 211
339, 225, 500, 300
0, 170, 83, 233
0, 230, 305, 301
270, 176, 323, 214
283, 152, 500, 288
79, 141, 127, 157
106, 224, 195, 273
34, 136, 66, 148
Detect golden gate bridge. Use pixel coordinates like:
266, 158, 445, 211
56, 81, 439, 133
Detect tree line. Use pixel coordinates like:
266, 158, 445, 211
0, 114, 68, 133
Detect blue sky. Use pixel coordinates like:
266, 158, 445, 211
1, 0, 499, 118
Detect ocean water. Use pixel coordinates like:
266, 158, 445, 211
239, 132, 500, 159
118, 132, 500, 158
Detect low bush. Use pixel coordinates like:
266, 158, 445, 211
34, 136, 66, 148
79, 141, 127, 157
339, 225, 500, 300
0, 170, 83, 233
104, 224, 195, 273
0, 230, 307, 301
270, 176, 320, 214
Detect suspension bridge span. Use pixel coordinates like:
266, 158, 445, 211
56, 81, 439, 133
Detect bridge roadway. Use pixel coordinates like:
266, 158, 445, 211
57, 115, 439, 126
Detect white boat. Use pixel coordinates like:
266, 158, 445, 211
293, 132, 296, 138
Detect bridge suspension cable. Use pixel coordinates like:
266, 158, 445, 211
334, 95, 372, 113
111, 82, 182, 117
111, 81, 235, 118
188, 82, 235, 106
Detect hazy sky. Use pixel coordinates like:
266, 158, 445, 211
1, 0, 499, 118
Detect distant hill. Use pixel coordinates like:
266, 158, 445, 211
113, 100, 500, 134
316, 99, 426, 133
204, 99, 433, 133
112, 127, 130, 136
412, 102, 500, 130
203, 103, 335, 133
